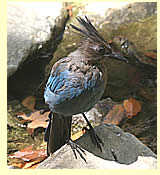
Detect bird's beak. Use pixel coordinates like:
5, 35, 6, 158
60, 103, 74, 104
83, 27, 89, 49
105, 51, 128, 63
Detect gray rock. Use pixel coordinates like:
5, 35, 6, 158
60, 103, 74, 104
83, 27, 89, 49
75, 124, 156, 164
7, 2, 62, 77
37, 124, 156, 169
78, 2, 156, 30
37, 124, 157, 169
37, 144, 157, 169
7, 2, 71, 105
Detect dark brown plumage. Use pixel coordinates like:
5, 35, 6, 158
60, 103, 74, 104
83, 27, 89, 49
44, 16, 127, 162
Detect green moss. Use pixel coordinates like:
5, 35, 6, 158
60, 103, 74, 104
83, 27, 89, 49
7, 112, 44, 156
110, 15, 157, 53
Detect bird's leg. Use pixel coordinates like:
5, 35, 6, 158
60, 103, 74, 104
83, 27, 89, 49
63, 117, 87, 163
82, 113, 104, 152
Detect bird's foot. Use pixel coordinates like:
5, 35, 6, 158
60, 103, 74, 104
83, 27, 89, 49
82, 113, 104, 152
89, 127, 104, 152
67, 139, 87, 163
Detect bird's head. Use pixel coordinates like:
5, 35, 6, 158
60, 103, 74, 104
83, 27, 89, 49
70, 16, 128, 63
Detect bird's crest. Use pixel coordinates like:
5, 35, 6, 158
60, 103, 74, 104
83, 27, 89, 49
70, 16, 111, 49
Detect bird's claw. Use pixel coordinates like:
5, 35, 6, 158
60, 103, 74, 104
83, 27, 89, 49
67, 140, 87, 163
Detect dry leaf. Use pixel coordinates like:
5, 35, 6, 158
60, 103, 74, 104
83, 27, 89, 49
9, 145, 47, 169
9, 162, 24, 168
23, 159, 43, 169
144, 52, 157, 59
103, 104, 125, 125
27, 163, 39, 169
9, 145, 34, 161
123, 98, 141, 119
22, 96, 36, 111
66, 5, 73, 17
17, 111, 50, 135
71, 130, 84, 141
108, 40, 113, 44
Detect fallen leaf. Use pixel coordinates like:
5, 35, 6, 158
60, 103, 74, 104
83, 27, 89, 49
28, 163, 39, 169
108, 40, 113, 44
123, 98, 141, 119
66, 5, 73, 10
66, 5, 73, 17
103, 104, 125, 125
27, 112, 49, 129
21, 96, 36, 111
23, 159, 43, 169
71, 130, 84, 141
9, 145, 34, 160
9, 162, 24, 168
16, 111, 50, 135
144, 52, 157, 59
9, 145, 47, 169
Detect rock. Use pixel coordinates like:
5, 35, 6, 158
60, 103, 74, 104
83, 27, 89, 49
37, 144, 156, 169
7, 2, 70, 104
7, 2, 63, 77
72, 97, 156, 155
127, 156, 157, 169
75, 124, 156, 164
37, 124, 156, 169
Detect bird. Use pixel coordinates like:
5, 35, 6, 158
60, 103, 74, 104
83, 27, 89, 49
44, 16, 128, 162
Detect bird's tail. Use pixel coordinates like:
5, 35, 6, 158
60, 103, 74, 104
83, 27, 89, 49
45, 112, 72, 156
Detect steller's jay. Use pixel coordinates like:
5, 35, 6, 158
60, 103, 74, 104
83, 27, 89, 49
44, 16, 128, 162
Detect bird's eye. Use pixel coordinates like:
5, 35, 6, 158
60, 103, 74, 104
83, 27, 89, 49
121, 42, 128, 49
96, 46, 105, 55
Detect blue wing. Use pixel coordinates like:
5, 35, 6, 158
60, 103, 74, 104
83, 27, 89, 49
45, 69, 84, 100
44, 58, 104, 115
47, 70, 67, 93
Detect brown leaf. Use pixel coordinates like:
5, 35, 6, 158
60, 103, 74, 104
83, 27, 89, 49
9, 145, 47, 169
108, 40, 113, 44
22, 96, 36, 111
9, 162, 24, 168
103, 104, 125, 125
27, 112, 49, 129
27, 163, 39, 169
9, 145, 34, 160
23, 160, 39, 169
17, 111, 50, 135
66, 5, 73, 17
66, 5, 73, 10
144, 52, 157, 59
123, 98, 141, 119
9, 146, 47, 162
